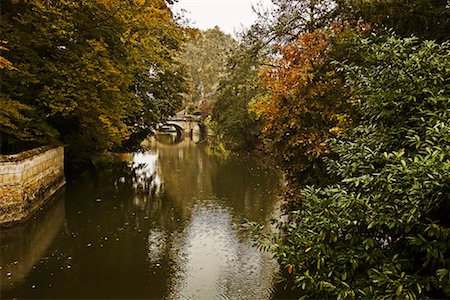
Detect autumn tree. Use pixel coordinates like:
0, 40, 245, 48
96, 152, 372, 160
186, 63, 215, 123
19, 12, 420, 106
251, 25, 364, 179
1, 0, 187, 160
0, 40, 34, 153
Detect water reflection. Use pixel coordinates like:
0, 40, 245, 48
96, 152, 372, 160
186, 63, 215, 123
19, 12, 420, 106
1, 136, 284, 299
130, 151, 162, 194
0, 193, 65, 290
155, 132, 182, 145
169, 203, 278, 300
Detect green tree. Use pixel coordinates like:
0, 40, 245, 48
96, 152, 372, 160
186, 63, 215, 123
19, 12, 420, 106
180, 27, 236, 108
339, 0, 450, 42
260, 34, 450, 299
211, 41, 266, 150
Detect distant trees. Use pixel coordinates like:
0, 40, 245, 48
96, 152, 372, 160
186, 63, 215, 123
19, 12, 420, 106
1, 0, 187, 158
180, 27, 265, 150
180, 27, 236, 112
211, 42, 266, 150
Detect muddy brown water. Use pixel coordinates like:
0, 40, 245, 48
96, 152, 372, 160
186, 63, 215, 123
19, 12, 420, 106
0, 135, 300, 299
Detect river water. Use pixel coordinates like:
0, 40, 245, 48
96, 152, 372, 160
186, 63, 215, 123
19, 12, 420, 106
0, 135, 295, 299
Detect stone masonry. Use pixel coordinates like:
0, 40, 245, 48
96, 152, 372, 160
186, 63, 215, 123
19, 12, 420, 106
0, 146, 65, 227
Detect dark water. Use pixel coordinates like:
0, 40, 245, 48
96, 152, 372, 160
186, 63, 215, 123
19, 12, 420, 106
0, 136, 295, 299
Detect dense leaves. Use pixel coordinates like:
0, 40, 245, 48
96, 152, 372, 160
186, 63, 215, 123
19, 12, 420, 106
339, 0, 450, 42
251, 26, 362, 178
211, 42, 266, 150
263, 35, 450, 299
0, 0, 186, 157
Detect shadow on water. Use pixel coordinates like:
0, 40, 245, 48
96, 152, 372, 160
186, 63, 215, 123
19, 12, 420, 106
155, 131, 183, 145
0, 191, 66, 291
1, 135, 300, 299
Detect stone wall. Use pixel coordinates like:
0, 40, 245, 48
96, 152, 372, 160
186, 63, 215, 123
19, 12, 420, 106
0, 146, 65, 227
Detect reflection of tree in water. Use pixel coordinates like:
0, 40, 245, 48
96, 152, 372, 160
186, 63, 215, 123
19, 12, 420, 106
209, 154, 281, 223
11, 136, 283, 299
155, 132, 182, 145
114, 151, 161, 199
144, 138, 279, 218
1, 135, 284, 299
129, 151, 161, 195
58, 154, 183, 298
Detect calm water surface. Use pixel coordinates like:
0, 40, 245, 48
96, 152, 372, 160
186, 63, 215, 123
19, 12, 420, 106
0, 136, 294, 299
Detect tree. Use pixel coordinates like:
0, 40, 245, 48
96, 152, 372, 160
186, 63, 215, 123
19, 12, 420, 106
260, 34, 450, 299
0, 40, 34, 153
338, 0, 450, 42
118, 0, 188, 150
211, 41, 266, 150
250, 0, 341, 45
253, 0, 450, 43
180, 27, 236, 108
250, 25, 363, 179
1, 0, 187, 160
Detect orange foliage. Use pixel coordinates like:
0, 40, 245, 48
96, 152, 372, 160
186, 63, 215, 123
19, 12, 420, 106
0, 41, 17, 71
251, 26, 362, 177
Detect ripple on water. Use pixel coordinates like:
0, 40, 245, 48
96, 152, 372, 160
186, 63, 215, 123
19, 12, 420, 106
167, 202, 278, 300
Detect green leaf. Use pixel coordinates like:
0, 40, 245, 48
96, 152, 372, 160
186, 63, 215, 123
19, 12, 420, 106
396, 285, 403, 296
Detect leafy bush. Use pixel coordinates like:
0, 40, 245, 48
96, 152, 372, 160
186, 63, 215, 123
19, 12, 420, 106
263, 35, 450, 299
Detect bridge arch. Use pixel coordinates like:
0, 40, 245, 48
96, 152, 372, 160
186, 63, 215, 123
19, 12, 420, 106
165, 123, 183, 135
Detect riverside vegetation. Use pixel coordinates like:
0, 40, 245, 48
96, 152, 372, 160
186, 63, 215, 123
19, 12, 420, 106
210, 1, 449, 298
1, 0, 449, 298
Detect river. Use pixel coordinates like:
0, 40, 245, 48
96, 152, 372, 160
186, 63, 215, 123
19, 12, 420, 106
0, 134, 297, 299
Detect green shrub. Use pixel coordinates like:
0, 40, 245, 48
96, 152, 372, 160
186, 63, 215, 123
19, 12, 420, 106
265, 35, 450, 299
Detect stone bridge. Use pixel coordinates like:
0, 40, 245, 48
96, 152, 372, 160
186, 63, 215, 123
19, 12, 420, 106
159, 114, 206, 137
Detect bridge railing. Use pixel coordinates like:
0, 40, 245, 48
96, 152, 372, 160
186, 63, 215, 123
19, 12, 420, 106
168, 114, 200, 122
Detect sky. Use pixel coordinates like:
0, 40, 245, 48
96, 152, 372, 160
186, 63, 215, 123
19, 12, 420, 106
171, 0, 274, 36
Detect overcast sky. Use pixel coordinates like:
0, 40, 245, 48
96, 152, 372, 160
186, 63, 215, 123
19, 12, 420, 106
171, 0, 274, 36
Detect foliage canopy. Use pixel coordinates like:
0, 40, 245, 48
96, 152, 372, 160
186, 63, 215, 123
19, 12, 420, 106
180, 27, 236, 107
0, 0, 187, 157
257, 34, 450, 299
